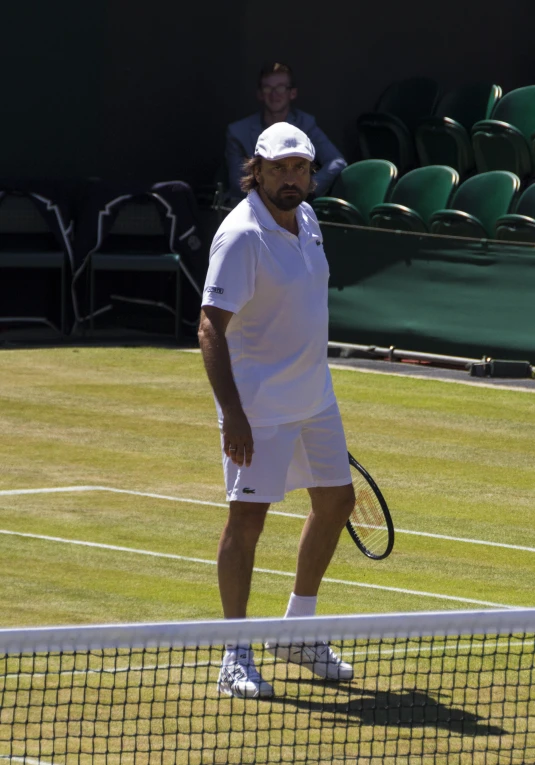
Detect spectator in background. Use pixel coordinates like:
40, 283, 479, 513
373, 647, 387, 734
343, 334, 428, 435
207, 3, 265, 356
226, 62, 346, 201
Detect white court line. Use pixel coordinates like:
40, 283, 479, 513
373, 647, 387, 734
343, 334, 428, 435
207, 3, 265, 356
389, 527, 535, 554
1, 485, 534, 554
0, 758, 58, 765
7, 660, 213, 679
0, 529, 514, 609
7, 638, 533, 680
0, 486, 102, 497
328, 363, 535, 393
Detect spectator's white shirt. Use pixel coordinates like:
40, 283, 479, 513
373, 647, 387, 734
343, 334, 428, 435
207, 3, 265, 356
202, 190, 335, 426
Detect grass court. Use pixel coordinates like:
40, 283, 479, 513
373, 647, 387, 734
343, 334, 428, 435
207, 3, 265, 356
1, 347, 535, 764
0, 346, 534, 627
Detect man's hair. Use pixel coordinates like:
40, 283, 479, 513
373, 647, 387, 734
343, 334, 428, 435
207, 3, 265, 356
257, 62, 295, 89
240, 156, 317, 194
240, 157, 263, 193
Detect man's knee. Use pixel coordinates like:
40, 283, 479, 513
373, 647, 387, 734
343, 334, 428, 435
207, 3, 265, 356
227, 501, 269, 543
310, 483, 355, 520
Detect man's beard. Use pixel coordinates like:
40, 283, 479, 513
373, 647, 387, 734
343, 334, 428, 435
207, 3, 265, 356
262, 183, 307, 211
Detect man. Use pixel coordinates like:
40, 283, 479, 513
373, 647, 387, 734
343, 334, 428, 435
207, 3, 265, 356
225, 62, 347, 201
198, 122, 355, 699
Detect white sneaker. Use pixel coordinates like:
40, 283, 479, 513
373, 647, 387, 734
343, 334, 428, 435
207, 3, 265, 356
265, 641, 353, 680
217, 648, 274, 699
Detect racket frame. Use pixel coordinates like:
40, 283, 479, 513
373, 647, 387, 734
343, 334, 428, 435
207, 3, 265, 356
345, 452, 395, 560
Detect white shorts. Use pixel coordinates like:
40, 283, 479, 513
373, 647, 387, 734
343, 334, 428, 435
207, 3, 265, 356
220, 402, 352, 503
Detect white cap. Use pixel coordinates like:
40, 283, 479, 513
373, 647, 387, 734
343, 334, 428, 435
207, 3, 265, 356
254, 122, 315, 162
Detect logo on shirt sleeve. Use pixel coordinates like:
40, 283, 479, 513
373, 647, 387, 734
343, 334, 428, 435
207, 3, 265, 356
206, 286, 224, 294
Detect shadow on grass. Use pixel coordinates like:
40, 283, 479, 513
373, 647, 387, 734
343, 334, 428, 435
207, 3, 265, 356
270, 678, 507, 738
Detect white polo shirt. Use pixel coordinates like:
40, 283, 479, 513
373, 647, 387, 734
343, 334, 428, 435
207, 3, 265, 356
202, 189, 335, 426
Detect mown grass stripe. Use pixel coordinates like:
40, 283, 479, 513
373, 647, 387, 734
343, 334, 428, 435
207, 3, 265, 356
1, 486, 534, 553
0, 528, 514, 609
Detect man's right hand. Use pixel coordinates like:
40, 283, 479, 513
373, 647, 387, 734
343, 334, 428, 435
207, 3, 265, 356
222, 408, 254, 467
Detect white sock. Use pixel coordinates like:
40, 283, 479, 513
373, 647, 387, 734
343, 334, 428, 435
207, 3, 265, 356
284, 592, 317, 618
223, 644, 250, 665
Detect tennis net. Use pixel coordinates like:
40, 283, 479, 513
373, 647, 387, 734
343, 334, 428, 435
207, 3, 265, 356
1, 609, 534, 764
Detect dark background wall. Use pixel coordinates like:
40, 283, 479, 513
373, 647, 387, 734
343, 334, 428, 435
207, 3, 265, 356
0, 3, 106, 180
1, 0, 533, 186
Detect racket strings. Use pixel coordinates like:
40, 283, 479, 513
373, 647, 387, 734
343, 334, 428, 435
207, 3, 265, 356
350, 475, 390, 552
354, 487, 385, 527
346, 452, 394, 559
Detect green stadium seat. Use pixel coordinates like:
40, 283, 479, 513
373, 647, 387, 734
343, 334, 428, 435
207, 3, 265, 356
370, 165, 459, 233
471, 85, 535, 180
356, 77, 440, 174
495, 182, 535, 242
329, 159, 397, 224
416, 83, 502, 178
312, 197, 365, 225
429, 171, 520, 239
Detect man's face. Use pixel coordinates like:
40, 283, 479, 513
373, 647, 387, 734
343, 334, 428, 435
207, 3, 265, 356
257, 72, 297, 115
255, 157, 312, 211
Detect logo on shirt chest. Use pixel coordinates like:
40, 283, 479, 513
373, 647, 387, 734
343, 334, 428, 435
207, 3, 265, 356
316, 240, 323, 246
206, 286, 224, 294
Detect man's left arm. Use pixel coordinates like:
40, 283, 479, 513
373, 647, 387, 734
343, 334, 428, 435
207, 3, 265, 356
307, 121, 347, 197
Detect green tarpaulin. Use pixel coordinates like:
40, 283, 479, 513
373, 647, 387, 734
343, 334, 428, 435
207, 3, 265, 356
324, 224, 535, 362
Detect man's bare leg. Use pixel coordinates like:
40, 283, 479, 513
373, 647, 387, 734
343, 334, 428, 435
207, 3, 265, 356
293, 483, 355, 597
218, 500, 270, 618
266, 484, 355, 680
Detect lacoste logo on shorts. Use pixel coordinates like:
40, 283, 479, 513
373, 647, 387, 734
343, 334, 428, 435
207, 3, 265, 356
242, 488, 256, 494
316, 240, 322, 246
206, 286, 224, 294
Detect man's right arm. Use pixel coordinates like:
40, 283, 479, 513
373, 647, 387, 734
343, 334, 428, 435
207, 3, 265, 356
198, 306, 254, 467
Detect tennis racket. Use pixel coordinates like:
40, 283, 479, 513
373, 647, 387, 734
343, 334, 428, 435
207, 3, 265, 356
346, 452, 394, 560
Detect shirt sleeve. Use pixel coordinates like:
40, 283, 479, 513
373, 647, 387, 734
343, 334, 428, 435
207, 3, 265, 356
202, 228, 257, 314
306, 119, 347, 197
